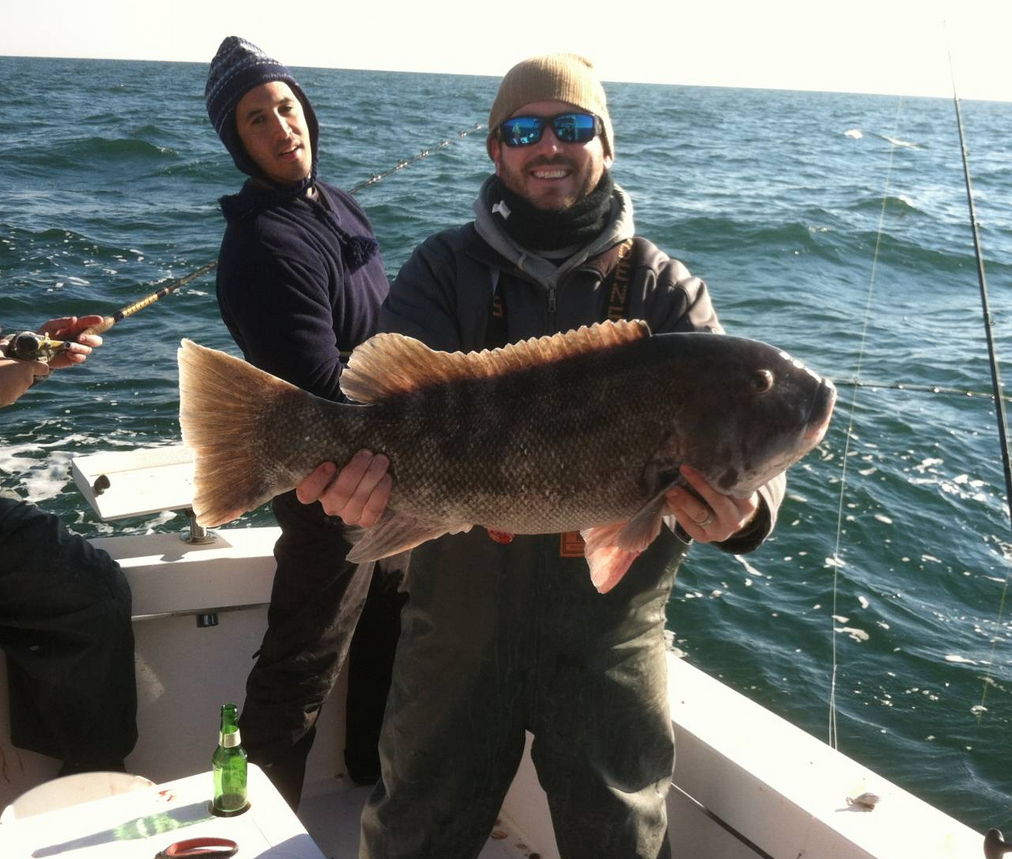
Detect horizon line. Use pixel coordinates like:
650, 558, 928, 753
2, 53, 1008, 104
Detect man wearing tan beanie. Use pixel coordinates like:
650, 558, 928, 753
301, 52, 784, 858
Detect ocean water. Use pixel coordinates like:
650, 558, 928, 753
2, 56, 1011, 833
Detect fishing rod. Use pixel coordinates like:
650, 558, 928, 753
948, 67, 1012, 515
78, 261, 219, 337
4, 123, 487, 357
946, 52, 1012, 716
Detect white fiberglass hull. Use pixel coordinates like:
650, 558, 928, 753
0, 525, 985, 858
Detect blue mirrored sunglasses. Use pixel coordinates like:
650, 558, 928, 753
496, 113, 602, 147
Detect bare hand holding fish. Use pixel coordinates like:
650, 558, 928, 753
297, 453, 393, 527
666, 463, 759, 543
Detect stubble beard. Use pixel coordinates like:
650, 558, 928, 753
499, 155, 603, 212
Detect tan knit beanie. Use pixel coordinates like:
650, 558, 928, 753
487, 53, 614, 160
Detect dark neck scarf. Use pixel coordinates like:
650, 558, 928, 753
489, 172, 615, 252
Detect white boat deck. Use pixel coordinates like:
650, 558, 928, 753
298, 780, 548, 858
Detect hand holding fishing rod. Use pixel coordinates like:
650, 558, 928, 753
1, 315, 105, 363
0, 316, 104, 406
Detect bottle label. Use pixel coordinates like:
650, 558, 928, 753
220, 729, 242, 748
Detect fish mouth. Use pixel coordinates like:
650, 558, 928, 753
804, 377, 837, 444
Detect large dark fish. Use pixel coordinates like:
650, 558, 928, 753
178, 320, 835, 592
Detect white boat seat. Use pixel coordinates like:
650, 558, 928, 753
0, 771, 155, 822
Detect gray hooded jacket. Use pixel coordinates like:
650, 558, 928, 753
380, 176, 784, 552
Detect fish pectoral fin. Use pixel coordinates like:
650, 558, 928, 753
581, 524, 643, 594
583, 480, 684, 593
617, 496, 668, 552
616, 475, 687, 552
345, 509, 470, 563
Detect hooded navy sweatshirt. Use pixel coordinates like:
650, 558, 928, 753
215, 179, 388, 401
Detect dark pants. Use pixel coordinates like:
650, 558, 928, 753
345, 559, 407, 785
360, 528, 683, 859
0, 497, 137, 771
239, 490, 405, 809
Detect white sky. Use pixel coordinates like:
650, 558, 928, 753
2, 0, 1009, 101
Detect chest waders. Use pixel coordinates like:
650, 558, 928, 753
360, 239, 681, 859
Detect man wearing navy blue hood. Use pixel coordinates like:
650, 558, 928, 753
205, 36, 404, 809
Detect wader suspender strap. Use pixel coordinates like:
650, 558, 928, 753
484, 238, 638, 351
605, 238, 636, 322
486, 268, 507, 350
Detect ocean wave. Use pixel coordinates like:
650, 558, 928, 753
153, 159, 226, 180
672, 215, 846, 262
854, 229, 972, 273
851, 194, 925, 216
876, 133, 923, 149
47, 136, 178, 164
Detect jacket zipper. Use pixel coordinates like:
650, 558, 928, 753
547, 263, 602, 330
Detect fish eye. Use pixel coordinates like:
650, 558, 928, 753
751, 369, 774, 393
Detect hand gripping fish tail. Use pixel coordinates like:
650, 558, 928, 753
177, 321, 836, 593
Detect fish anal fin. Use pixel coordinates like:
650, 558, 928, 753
581, 523, 643, 593
345, 509, 471, 563
340, 319, 651, 403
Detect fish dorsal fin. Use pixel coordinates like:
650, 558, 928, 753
341, 319, 651, 403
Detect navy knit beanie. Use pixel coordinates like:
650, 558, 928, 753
205, 36, 320, 186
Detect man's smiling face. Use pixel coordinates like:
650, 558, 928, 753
235, 80, 312, 186
490, 100, 612, 212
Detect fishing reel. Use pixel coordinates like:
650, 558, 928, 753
0, 329, 72, 362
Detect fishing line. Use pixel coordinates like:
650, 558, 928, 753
347, 123, 486, 194
77, 123, 487, 339
829, 378, 1012, 403
827, 98, 905, 751
945, 50, 1012, 716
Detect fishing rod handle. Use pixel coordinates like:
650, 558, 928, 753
79, 317, 117, 337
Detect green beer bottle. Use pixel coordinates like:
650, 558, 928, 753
211, 702, 249, 816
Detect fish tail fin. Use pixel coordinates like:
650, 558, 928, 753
178, 339, 314, 527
